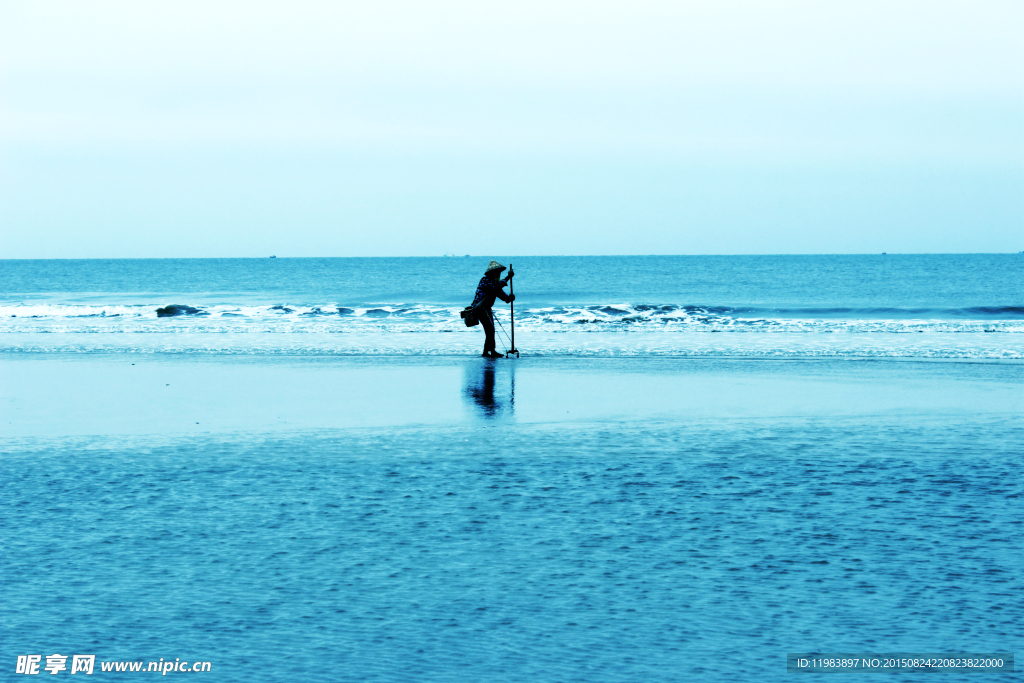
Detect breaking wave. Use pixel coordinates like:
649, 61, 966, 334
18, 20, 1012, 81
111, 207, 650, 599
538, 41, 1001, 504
2, 302, 1023, 334
2, 301, 1021, 358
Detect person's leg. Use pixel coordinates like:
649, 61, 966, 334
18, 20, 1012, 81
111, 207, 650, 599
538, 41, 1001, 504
479, 308, 496, 355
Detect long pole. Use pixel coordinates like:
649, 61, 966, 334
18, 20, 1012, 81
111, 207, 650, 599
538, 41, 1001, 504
509, 264, 516, 352
508, 264, 517, 357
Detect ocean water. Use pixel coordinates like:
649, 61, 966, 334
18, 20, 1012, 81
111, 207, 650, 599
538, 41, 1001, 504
2, 255, 1022, 357
2, 256, 1022, 682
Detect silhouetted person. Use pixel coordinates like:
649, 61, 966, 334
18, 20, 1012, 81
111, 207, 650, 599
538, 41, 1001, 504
471, 260, 514, 358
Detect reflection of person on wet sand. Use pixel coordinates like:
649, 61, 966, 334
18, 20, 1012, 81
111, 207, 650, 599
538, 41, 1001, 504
464, 361, 515, 419
466, 362, 499, 417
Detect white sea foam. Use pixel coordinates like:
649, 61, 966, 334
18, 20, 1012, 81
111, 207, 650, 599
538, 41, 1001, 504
2, 300, 1021, 358
2, 302, 1021, 331
2, 330, 1021, 359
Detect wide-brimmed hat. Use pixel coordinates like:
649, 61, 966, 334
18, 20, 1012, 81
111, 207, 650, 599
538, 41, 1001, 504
485, 260, 506, 274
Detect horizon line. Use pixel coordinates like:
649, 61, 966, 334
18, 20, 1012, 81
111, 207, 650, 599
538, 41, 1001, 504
3, 252, 1023, 261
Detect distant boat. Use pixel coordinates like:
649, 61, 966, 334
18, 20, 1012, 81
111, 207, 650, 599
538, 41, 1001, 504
269, 255, 276, 258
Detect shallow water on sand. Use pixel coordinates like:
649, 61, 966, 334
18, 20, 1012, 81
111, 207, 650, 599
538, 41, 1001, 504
3, 411, 1021, 682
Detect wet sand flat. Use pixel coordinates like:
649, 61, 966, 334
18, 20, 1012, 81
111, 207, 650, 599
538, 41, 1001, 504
2, 355, 1021, 439
2, 355, 1021, 682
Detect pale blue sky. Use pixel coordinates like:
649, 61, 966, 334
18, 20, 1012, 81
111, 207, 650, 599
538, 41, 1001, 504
1, 0, 1021, 257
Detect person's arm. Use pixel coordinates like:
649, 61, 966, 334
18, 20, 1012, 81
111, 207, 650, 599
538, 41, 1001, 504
482, 274, 514, 303
497, 267, 515, 302
475, 277, 501, 305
